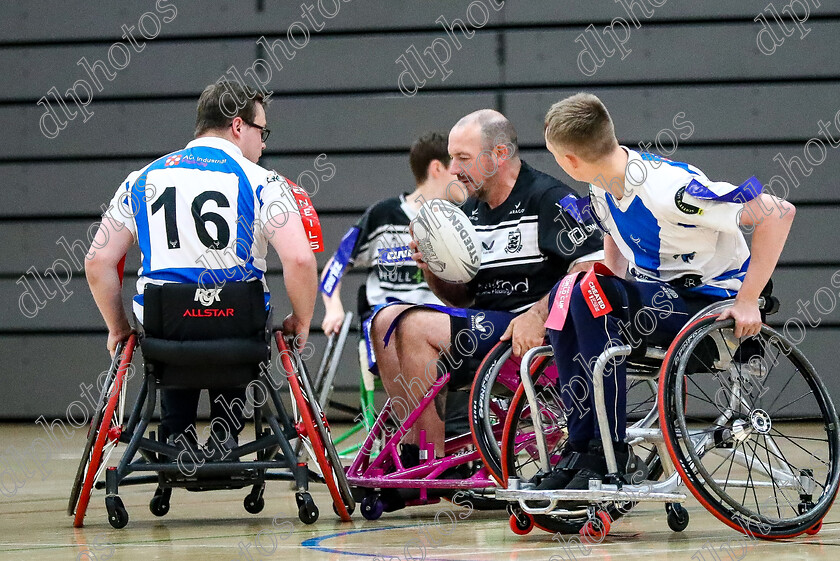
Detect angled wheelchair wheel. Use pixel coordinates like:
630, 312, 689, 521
500, 376, 655, 534
470, 340, 543, 486
69, 336, 136, 527
660, 316, 840, 539
276, 334, 354, 521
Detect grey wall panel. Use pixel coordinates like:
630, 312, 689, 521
5, 1, 836, 43
505, 84, 840, 146
0, 41, 255, 100
3, 262, 837, 332
4, 144, 835, 220
505, 1, 840, 24
4, 93, 496, 158
1, 0, 506, 42
2, 33, 500, 100
0, 214, 358, 276
520, 145, 840, 204
505, 22, 840, 85
0, 331, 359, 419
0, 154, 417, 217
2, 325, 839, 420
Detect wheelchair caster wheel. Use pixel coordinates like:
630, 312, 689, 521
297, 493, 319, 525
509, 512, 533, 535
361, 494, 384, 521
106, 496, 129, 529
806, 521, 823, 535
333, 501, 354, 517
244, 495, 265, 514
580, 511, 611, 543
149, 488, 171, 517
666, 503, 689, 532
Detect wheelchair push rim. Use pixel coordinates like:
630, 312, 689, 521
276, 334, 353, 521
69, 335, 136, 527
659, 316, 840, 539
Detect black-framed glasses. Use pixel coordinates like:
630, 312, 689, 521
242, 119, 271, 142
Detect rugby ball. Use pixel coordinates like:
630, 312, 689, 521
410, 199, 481, 283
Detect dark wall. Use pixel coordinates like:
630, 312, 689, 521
1, 0, 838, 418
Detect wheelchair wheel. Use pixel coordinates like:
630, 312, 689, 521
471, 341, 552, 485
68, 336, 136, 527
500, 377, 655, 534
659, 316, 840, 539
277, 334, 354, 521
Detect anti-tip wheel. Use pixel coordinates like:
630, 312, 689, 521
361, 494, 385, 521
106, 496, 129, 529
298, 494, 319, 525
666, 503, 690, 532
509, 512, 534, 535
244, 494, 265, 514
580, 511, 611, 543
149, 488, 171, 517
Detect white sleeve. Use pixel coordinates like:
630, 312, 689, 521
670, 180, 744, 235
102, 172, 140, 239
258, 171, 301, 231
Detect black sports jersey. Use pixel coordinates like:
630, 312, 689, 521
350, 194, 442, 308
462, 161, 603, 313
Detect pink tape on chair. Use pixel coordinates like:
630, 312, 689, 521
544, 272, 581, 331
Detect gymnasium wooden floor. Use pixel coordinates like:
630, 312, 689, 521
2, 423, 839, 560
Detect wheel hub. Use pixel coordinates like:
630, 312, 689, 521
749, 409, 772, 434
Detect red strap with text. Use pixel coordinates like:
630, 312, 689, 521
580, 265, 614, 318
288, 181, 324, 253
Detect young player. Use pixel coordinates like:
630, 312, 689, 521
319, 132, 454, 338
536, 93, 795, 491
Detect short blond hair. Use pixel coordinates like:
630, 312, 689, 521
544, 93, 618, 162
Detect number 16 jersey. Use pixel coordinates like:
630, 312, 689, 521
103, 137, 300, 323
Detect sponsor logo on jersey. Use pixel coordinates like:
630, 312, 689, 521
510, 201, 525, 214
476, 278, 530, 296
378, 246, 412, 264
505, 229, 522, 254
194, 287, 222, 306
675, 186, 703, 215
182, 307, 235, 317
481, 240, 495, 251
165, 155, 182, 167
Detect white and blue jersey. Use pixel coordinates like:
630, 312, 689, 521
588, 148, 755, 298
103, 137, 300, 323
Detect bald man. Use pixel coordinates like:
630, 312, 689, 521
371, 110, 603, 463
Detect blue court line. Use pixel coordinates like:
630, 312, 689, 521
301, 525, 474, 561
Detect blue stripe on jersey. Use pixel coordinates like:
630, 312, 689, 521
641, 153, 699, 176
713, 257, 750, 282
690, 284, 736, 298
129, 147, 260, 283
605, 193, 662, 275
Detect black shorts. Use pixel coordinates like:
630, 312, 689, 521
447, 308, 516, 387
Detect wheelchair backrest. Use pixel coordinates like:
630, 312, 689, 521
140, 281, 270, 389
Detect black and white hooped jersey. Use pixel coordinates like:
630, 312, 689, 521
462, 161, 603, 313
103, 137, 300, 323
588, 147, 754, 298
348, 194, 443, 307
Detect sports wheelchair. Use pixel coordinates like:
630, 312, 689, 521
497, 295, 840, 540
345, 330, 563, 519
67, 281, 354, 528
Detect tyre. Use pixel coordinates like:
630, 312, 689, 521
69, 337, 136, 528
277, 334, 354, 521
659, 317, 840, 539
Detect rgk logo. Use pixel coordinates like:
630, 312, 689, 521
194, 288, 222, 306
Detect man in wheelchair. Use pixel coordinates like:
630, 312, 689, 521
85, 80, 318, 461
377, 109, 603, 463
532, 93, 796, 493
